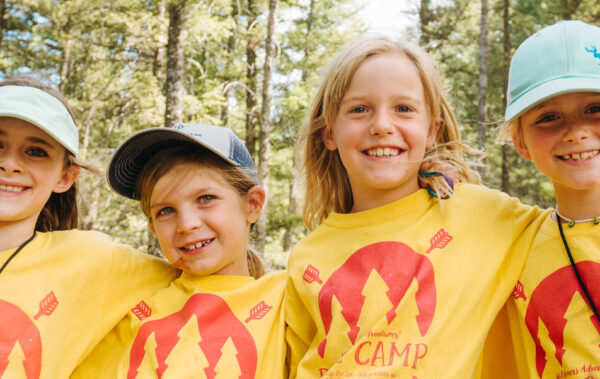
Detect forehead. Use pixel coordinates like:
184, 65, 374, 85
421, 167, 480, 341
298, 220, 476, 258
151, 163, 231, 200
529, 91, 600, 112
0, 117, 62, 147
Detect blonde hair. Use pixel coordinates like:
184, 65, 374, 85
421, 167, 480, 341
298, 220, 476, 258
138, 145, 265, 279
297, 35, 481, 230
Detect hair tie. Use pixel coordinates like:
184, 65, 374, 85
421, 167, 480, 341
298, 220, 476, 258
419, 171, 454, 199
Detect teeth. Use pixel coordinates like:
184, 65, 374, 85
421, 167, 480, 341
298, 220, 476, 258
366, 148, 400, 157
559, 150, 599, 161
0, 184, 24, 192
182, 239, 212, 250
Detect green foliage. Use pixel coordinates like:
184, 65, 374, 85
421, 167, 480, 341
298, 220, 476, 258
2, 0, 590, 268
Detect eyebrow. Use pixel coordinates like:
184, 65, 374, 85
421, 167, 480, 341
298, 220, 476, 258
0, 130, 56, 149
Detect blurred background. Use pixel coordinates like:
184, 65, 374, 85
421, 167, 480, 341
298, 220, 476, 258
1, 0, 598, 267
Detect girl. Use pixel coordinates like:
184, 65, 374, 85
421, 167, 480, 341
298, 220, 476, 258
0, 77, 176, 378
285, 35, 551, 378
72, 123, 287, 378
482, 20, 600, 378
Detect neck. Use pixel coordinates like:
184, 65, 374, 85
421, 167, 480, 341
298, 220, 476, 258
554, 187, 600, 222
0, 220, 37, 252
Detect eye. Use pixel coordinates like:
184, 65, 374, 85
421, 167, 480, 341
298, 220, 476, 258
534, 114, 560, 124
396, 105, 412, 113
155, 207, 174, 217
26, 147, 49, 157
585, 104, 600, 114
349, 106, 367, 114
197, 194, 215, 204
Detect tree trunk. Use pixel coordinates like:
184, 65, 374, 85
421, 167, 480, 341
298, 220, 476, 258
59, 36, 72, 93
0, 0, 6, 51
153, 0, 167, 92
255, 0, 279, 253
501, 0, 511, 194
245, 0, 258, 159
221, 0, 240, 126
477, 0, 489, 179
165, 1, 186, 127
419, 0, 432, 47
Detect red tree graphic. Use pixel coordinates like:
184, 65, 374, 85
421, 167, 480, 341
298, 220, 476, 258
317, 241, 436, 358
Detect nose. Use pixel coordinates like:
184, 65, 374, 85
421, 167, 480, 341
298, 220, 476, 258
563, 120, 590, 143
176, 209, 202, 234
0, 150, 24, 174
370, 109, 394, 136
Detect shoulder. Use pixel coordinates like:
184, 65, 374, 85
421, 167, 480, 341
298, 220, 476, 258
452, 183, 528, 209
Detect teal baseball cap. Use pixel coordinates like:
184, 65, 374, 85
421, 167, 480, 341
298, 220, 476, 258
0, 85, 79, 156
505, 20, 600, 122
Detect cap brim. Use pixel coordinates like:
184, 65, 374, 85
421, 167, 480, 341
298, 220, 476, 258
107, 127, 238, 199
505, 77, 600, 121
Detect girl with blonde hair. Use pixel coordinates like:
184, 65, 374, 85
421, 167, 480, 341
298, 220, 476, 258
285, 34, 550, 378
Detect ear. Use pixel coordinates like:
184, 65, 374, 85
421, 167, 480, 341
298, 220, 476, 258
322, 126, 338, 151
512, 133, 531, 160
426, 120, 440, 149
52, 165, 80, 193
245, 185, 266, 224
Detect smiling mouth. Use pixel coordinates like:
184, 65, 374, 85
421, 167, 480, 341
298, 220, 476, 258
0, 184, 26, 193
365, 147, 403, 157
181, 238, 214, 251
558, 149, 600, 161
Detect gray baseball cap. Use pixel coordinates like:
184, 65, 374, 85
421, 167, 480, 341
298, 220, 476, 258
107, 123, 257, 199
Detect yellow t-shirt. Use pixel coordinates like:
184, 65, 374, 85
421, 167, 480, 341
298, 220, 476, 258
285, 184, 550, 378
482, 215, 600, 379
72, 270, 287, 379
0, 230, 176, 379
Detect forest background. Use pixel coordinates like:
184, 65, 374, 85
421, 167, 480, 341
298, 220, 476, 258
1, 0, 598, 268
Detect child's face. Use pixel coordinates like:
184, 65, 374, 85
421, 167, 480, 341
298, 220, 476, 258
323, 51, 436, 212
148, 162, 264, 277
516, 92, 600, 196
0, 117, 78, 228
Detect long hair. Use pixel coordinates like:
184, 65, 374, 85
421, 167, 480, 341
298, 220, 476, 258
0, 76, 84, 232
138, 145, 266, 279
297, 35, 481, 230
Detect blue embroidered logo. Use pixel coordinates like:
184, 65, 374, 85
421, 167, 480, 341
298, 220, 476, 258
585, 46, 600, 65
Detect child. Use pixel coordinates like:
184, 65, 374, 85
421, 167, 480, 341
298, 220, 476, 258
0, 76, 176, 378
284, 35, 552, 378
72, 123, 287, 378
483, 20, 600, 378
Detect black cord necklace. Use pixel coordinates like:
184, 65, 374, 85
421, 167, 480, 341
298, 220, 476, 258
0, 232, 36, 275
556, 212, 600, 323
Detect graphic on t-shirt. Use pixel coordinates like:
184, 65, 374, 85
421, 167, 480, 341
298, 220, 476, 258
245, 301, 272, 323
316, 241, 437, 358
131, 300, 152, 321
303, 264, 324, 284
127, 293, 258, 379
525, 261, 600, 377
513, 280, 527, 301
33, 291, 58, 320
0, 299, 42, 379
426, 228, 453, 253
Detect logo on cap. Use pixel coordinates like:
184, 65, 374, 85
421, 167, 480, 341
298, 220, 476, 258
584, 46, 600, 65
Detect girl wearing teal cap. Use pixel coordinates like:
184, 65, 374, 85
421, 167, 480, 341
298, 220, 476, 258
481, 20, 600, 378
0, 77, 176, 378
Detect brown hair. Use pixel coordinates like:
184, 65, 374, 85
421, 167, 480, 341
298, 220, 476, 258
138, 145, 265, 279
297, 35, 482, 230
0, 76, 86, 232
